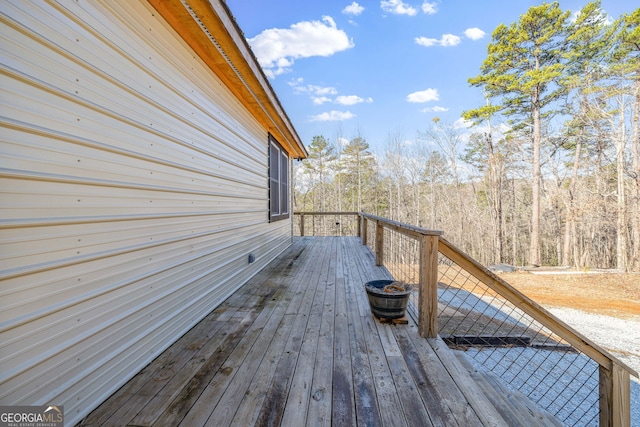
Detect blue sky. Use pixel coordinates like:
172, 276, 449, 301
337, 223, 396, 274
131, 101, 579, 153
225, 0, 634, 154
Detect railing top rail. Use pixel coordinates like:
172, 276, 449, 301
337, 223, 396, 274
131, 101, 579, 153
359, 212, 443, 237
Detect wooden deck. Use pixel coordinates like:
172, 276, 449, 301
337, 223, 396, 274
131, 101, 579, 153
78, 236, 560, 427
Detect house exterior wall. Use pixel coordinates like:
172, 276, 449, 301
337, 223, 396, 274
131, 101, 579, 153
0, 1, 293, 424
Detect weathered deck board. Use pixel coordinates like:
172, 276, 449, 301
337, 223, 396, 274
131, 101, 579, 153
78, 237, 559, 427
305, 239, 336, 427
453, 351, 563, 427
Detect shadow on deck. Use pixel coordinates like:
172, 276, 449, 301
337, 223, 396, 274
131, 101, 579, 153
78, 237, 559, 426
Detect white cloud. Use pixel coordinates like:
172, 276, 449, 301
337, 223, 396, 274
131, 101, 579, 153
570, 8, 614, 25
335, 95, 373, 105
421, 2, 437, 14
420, 106, 448, 113
248, 16, 354, 78
464, 27, 485, 40
407, 88, 439, 103
415, 34, 460, 47
290, 79, 371, 106
288, 77, 304, 86
337, 136, 350, 147
309, 111, 356, 122
309, 85, 338, 96
414, 37, 438, 47
343, 1, 364, 16
290, 79, 338, 96
313, 96, 333, 105
380, 0, 417, 16
441, 34, 461, 46
454, 117, 473, 129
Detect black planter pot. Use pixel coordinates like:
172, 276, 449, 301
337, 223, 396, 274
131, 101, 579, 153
364, 280, 412, 319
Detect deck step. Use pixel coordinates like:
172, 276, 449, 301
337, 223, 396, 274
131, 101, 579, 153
453, 350, 564, 427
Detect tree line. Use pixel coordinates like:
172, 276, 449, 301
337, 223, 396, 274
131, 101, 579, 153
293, 1, 640, 272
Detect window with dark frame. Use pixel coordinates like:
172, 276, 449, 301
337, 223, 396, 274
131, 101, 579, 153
269, 135, 289, 221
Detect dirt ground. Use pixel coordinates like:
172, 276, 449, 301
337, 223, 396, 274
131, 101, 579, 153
498, 272, 640, 319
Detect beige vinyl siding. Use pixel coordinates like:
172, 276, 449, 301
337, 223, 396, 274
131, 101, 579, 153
0, 1, 292, 424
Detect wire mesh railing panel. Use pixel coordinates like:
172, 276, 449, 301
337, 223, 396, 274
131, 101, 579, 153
294, 214, 359, 236
436, 252, 600, 426
381, 228, 420, 289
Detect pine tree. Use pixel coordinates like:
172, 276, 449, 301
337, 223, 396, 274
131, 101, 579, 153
301, 135, 337, 211
465, 2, 570, 266
611, 8, 640, 270
561, 1, 612, 268
340, 136, 376, 212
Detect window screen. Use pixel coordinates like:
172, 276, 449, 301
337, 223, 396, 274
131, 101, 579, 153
269, 135, 289, 221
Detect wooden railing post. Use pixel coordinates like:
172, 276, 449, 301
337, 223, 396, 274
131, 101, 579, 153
375, 220, 383, 266
600, 363, 631, 427
418, 234, 439, 338
357, 214, 362, 238
362, 216, 368, 245
300, 213, 305, 237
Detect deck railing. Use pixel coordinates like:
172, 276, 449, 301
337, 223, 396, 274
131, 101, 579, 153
294, 211, 637, 427
293, 211, 360, 237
